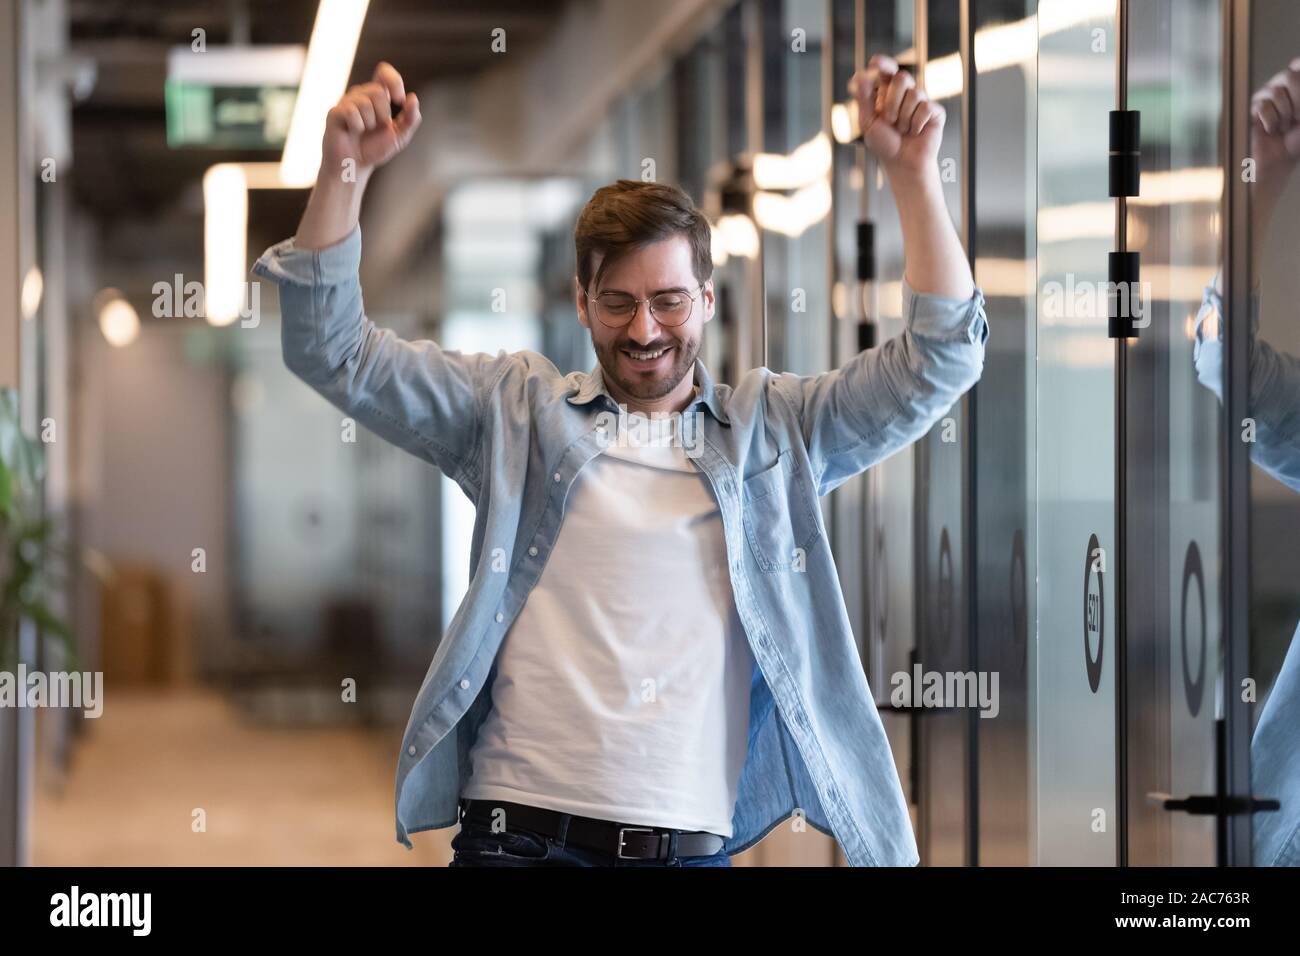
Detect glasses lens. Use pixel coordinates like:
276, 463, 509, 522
651, 291, 692, 325
595, 294, 636, 323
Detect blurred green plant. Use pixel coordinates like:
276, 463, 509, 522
0, 386, 74, 670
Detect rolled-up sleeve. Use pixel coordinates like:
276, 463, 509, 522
779, 279, 988, 496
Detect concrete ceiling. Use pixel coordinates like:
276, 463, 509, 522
66, 0, 569, 266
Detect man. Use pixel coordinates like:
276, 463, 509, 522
252, 55, 987, 867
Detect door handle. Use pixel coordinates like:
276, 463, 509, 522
1146, 791, 1280, 815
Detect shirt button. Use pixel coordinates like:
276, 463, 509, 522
495, 611, 504, 623
528, 546, 538, 556
407, 745, 417, 756
459, 678, 470, 690
553, 472, 562, 482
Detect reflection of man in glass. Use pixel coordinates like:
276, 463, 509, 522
1194, 58, 1300, 866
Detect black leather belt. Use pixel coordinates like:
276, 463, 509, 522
458, 798, 726, 861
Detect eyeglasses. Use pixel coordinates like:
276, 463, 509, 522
584, 284, 706, 328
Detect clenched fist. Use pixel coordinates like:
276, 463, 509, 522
322, 61, 423, 180
848, 54, 945, 173
1251, 57, 1300, 181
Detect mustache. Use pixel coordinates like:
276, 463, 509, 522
616, 341, 676, 350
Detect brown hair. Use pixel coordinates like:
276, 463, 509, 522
574, 179, 713, 294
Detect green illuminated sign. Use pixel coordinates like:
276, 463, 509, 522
165, 80, 298, 149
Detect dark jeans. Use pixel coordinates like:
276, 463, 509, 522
449, 817, 733, 867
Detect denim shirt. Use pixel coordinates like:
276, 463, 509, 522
252, 225, 988, 866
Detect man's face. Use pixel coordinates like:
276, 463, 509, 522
575, 235, 714, 410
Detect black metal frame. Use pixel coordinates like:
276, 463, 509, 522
1221, 0, 1255, 867
957, 0, 979, 869
1113, 0, 1131, 868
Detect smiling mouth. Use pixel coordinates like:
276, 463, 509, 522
621, 345, 673, 362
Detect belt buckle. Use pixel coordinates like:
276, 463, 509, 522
617, 826, 657, 860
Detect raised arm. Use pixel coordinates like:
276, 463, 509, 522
855, 56, 975, 301
778, 54, 987, 495
252, 62, 507, 498
295, 62, 422, 250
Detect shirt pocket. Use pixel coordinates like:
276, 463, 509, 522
740, 448, 822, 573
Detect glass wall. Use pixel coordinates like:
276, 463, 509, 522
972, 0, 1037, 868
438, 179, 587, 628
420, 0, 1284, 868
829, 0, 866, 661
860, 0, 920, 844
914, 0, 969, 868
758, 0, 832, 377
1123, 0, 1222, 866
675, 9, 748, 385
613, 0, 1282, 869
1242, 0, 1300, 867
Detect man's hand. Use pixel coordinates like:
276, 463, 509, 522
848, 55, 945, 174
846, 55, 970, 298
321, 61, 423, 182
295, 61, 422, 250
1251, 57, 1300, 190
1247, 57, 1300, 252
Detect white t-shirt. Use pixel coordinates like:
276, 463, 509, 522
462, 402, 753, 836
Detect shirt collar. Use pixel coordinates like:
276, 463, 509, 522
566, 357, 730, 426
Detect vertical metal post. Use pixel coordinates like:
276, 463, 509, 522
0, 0, 34, 868
0, 0, 22, 391
911, 0, 929, 864
743, 0, 768, 370
1113, 0, 1131, 869
959, 0, 979, 869
824, 0, 836, 373
1221, 0, 1254, 867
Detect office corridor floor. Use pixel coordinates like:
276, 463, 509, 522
29, 686, 832, 866
31, 687, 449, 866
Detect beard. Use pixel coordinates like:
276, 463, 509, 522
593, 331, 701, 404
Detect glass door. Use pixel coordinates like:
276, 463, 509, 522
1033, 0, 1118, 866
1121, 0, 1223, 866
860, 0, 922, 846
1239, 0, 1300, 867
971, 0, 1037, 867
915, 0, 971, 867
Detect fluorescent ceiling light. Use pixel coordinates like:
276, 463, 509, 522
716, 214, 760, 259
1038, 0, 1118, 36
280, 0, 372, 187
752, 133, 832, 191
752, 179, 832, 238
167, 45, 305, 85
203, 163, 249, 326
21, 266, 43, 320
830, 101, 860, 144
924, 55, 964, 100
1037, 168, 1223, 243
918, 0, 1127, 99
1131, 167, 1223, 206
96, 290, 140, 348
241, 161, 296, 189
710, 223, 729, 266
1037, 201, 1113, 242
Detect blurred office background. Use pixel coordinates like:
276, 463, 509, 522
0, 0, 1295, 866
